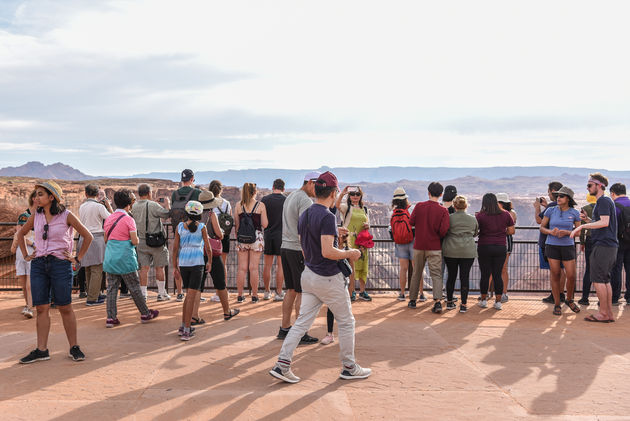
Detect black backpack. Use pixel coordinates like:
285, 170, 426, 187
615, 202, 630, 245
237, 202, 259, 244
170, 188, 195, 228
217, 200, 234, 236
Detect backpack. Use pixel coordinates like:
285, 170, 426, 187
615, 202, 630, 245
237, 202, 259, 244
217, 200, 234, 236
170, 188, 195, 228
390, 208, 414, 244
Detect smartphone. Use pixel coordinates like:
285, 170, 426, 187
539, 197, 545, 203
158, 198, 164, 203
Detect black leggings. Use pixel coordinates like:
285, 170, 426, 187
444, 257, 474, 304
478, 244, 507, 296
201, 254, 227, 291
327, 308, 334, 333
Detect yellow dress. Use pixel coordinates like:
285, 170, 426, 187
346, 206, 369, 281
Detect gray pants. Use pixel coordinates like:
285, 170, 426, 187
409, 249, 443, 300
106, 272, 149, 319
278, 266, 356, 368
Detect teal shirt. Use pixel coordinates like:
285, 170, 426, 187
442, 210, 479, 258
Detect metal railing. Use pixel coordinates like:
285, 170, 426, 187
0, 223, 625, 293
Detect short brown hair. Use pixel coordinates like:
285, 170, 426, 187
453, 195, 468, 210
589, 172, 609, 189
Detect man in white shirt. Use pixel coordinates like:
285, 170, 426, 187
78, 184, 111, 306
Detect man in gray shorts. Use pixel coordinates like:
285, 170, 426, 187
571, 172, 618, 322
132, 184, 172, 301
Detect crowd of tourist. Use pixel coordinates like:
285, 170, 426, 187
8, 168, 630, 382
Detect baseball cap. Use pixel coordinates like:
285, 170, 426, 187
181, 169, 194, 182
35, 180, 63, 203
443, 185, 458, 202
496, 192, 510, 203
304, 171, 322, 181
184, 200, 204, 216
315, 171, 338, 189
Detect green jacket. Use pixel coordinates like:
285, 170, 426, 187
442, 210, 479, 259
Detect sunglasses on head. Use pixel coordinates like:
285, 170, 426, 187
43, 223, 49, 240
349, 192, 361, 197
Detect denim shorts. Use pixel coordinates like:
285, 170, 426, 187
395, 242, 414, 260
31, 255, 73, 306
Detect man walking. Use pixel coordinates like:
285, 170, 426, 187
408, 182, 450, 313
571, 173, 618, 322
269, 171, 371, 383
261, 178, 286, 301
277, 171, 321, 344
609, 183, 630, 304
132, 184, 172, 301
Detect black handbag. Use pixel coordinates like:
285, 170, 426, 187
145, 202, 167, 248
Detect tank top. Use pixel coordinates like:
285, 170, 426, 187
177, 222, 205, 267
33, 210, 73, 260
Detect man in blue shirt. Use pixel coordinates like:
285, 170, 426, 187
571, 173, 618, 322
269, 171, 371, 384
610, 183, 630, 304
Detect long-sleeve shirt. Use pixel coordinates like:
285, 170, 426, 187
409, 200, 450, 251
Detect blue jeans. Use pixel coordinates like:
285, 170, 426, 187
611, 242, 630, 302
31, 256, 73, 306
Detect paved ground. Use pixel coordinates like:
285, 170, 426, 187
1, 291, 630, 420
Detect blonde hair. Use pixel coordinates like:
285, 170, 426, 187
240, 182, 257, 206
453, 195, 468, 210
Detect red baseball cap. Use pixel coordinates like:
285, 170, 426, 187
315, 171, 338, 189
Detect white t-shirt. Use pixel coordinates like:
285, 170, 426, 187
79, 199, 111, 234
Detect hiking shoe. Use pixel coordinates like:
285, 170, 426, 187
542, 294, 554, 303
494, 301, 502, 310
176, 293, 184, 302
501, 294, 509, 303
178, 326, 196, 336
478, 299, 488, 308
350, 291, 357, 302
359, 291, 372, 301
578, 298, 590, 306
23, 307, 34, 319
106, 318, 120, 328
157, 293, 171, 301
78, 292, 87, 299
459, 304, 467, 313
408, 300, 416, 309
263, 290, 272, 300
19, 348, 50, 364
252, 296, 259, 303
431, 301, 442, 314
141, 309, 159, 323
274, 291, 285, 301
237, 296, 245, 303
211, 294, 221, 302
69, 345, 85, 361
269, 363, 300, 383
86, 299, 104, 306
321, 334, 334, 345
180, 330, 195, 341
397, 293, 405, 301
418, 294, 427, 302
339, 363, 372, 380
446, 301, 456, 310
277, 326, 290, 340
299, 333, 318, 345
98, 294, 107, 301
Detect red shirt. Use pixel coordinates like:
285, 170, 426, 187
475, 211, 514, 246
409, 200, 450, 250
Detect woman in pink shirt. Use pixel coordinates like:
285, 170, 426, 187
16, 181, 93, 364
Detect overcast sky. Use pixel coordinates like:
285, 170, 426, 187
1, 0, 629, 176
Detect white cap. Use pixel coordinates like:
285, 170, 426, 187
304, 171, 322, 181
496, 192, 510, 203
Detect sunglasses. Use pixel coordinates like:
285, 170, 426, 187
349, 192, 361, 197
587, 184, 594, 188
557, 194, 568, 199
43, 223, 49, 240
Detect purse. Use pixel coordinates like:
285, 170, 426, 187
337, 258, 353, 278
145, 202, 167, 248
209, 236, 222, 257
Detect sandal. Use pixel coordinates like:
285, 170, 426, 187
191, 317, 206, 326
584, 314, 609, 323
565, 300, 580, 313
553, 305, 562, 316
224, 308, 240, 321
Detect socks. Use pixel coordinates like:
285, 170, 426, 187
140, 285, 148, 297
156, 281, 166, 295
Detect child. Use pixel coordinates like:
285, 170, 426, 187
11, 212, 34, 318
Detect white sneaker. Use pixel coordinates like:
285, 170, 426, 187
21, 306, 28, 315
210, 294, 221, 302
157, 293, 171, 302
23, 307, 33, 318
274, 291, 285, 301
263, 290, 272, 300
478, 299, 488, 308
501, 294, 509, 303
494, 301, 502, 310
269, 364, 300, 383
320, 334, 334, 345
339, 363, 372, 380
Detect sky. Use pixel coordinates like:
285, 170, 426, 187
1, 0, 629, 176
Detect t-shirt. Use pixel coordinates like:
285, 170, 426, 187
538, 201, 557, 248
544, 206, 581, 246
591, 196, 618, 247
132, 199, 170, 238
79, 199, 110, 233
298, 203, 340, 277
281, 189, 313, 251
261, 193, 286, 237
476, 210, 514, 246
104, 210, 137, 241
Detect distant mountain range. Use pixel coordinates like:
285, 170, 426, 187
0, 161, 94, 180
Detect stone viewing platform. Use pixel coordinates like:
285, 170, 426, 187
1, 292, 629, 420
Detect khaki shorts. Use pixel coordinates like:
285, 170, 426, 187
137, 240, 169, 268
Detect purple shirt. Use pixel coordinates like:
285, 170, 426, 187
33, 210, 74, 260
298, 204, 340, 277
476, 210, 514, 247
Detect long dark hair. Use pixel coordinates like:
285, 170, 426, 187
480, 193, 502, 215
186, 213, 202, 233
498, 201, 512, 212
392, 198, 409, 210
346, 187, 364, 209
